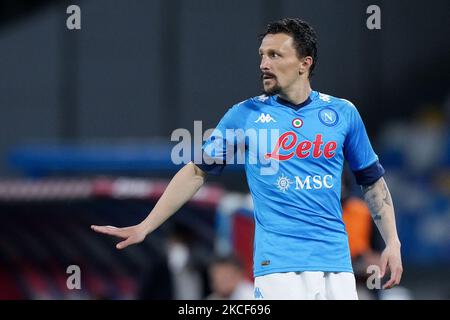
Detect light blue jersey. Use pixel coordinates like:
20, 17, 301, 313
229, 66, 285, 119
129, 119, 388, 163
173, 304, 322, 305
200, 90, 384, 277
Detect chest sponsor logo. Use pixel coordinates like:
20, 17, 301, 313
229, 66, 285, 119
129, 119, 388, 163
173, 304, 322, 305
275, 174, 293, 192
265, 133, 337, 160
295, 174, 334, 190
275, 173, 334, 191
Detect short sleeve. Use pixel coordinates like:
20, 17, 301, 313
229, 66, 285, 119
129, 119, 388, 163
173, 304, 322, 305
343, 101, 384, 184
197, 104, 245, 175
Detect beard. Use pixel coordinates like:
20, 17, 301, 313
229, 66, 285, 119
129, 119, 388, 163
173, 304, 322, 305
260, 73, 281, 96
263, 82, 282, 95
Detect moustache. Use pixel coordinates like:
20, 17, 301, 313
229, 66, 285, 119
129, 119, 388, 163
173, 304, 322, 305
261, 72, 276, 80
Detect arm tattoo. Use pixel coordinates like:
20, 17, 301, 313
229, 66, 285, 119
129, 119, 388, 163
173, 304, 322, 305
362, 178, 393, 221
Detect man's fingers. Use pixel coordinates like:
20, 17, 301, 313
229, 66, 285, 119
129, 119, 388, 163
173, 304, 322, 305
91, 225, 125, 237
395, 267, 403, 284
383, 265, 402, 289
91, 225, 116, 234
91, 224, 142, 249
116, 238, 133, 250
379, 255, 388, 278
392, 266, 403, 286
382, 275, 397, 289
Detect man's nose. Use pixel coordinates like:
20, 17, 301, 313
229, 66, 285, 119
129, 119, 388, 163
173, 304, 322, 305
260, 56, 270, 71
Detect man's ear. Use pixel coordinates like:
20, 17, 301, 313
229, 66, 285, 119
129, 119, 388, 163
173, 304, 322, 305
299, 56, 313, 75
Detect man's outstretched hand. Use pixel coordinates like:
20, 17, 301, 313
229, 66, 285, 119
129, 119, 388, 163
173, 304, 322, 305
90, 224, 147, 250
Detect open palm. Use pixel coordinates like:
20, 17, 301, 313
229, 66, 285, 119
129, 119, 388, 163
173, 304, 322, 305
90, 224, 146, 249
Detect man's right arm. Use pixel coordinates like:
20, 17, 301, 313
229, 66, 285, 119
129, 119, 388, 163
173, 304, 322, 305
91, 161, 206, 249
140, 161, 206, 234
91, 101, 243, 248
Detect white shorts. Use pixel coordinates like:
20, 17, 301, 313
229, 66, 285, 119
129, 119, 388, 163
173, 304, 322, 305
254, 271, 358, 300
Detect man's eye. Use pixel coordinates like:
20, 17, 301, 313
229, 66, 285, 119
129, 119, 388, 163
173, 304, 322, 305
270, 53, 280, 58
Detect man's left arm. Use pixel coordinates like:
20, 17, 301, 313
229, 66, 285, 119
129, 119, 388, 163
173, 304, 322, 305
361, 177, 403, 289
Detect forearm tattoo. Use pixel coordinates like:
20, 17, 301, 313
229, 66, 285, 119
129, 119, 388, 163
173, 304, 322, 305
362, 178, 393, 221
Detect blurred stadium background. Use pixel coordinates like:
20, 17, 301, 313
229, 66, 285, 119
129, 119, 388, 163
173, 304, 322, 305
0, 0, 449, 299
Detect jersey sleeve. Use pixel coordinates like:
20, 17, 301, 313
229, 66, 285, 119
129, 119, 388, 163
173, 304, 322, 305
343, 101, 384, 185
197, 103, 246, 175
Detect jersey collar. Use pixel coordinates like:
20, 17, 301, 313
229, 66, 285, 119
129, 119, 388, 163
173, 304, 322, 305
275, 90, 316, 111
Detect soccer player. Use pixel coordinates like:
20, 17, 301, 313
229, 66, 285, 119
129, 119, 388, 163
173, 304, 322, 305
91, 18, 403, 299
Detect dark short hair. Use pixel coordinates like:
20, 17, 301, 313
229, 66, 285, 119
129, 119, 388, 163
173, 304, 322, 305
209, 254, 243, 270
260, 18, 318, 77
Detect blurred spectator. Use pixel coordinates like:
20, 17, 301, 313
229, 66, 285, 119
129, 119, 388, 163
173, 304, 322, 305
166, 223, 204, 300
206, 255, 253, 300
137, 223, 204, 300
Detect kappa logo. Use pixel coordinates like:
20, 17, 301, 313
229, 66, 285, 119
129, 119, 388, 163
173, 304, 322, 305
257, 95, 269, 102
319, 93, 331, 103
254, 287, 264, 299
255, 113, 276, 123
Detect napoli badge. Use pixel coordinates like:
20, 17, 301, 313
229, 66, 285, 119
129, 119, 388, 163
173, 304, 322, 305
318, 108, 339, 126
